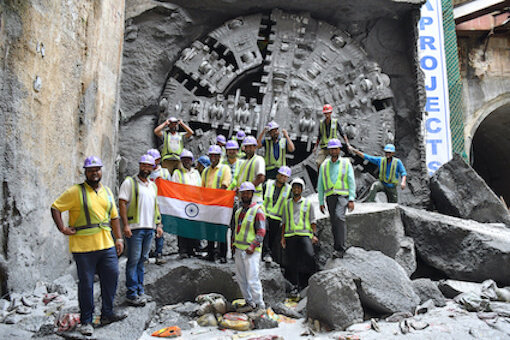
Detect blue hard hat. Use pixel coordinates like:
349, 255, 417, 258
197, 155, 211, 167
384, 144, 396, 152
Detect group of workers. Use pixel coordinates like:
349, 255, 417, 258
50, 104, 407, 335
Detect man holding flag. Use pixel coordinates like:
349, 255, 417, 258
233, 182, 266, 312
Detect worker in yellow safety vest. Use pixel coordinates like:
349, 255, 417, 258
119, 154, 163, 307
51, 156, 126, 336
281, 177, 318, 297
233, 182, 267, 313
154, 116, 194, 174
313, 104, 351, 169
262, 166, 292, 264
317, 138, 356, 259
233, 136, 266, 204
257, 121, 295, 180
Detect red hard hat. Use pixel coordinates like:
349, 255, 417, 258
323, 104, 333, 114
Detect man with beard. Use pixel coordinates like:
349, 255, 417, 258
317, 138, 356, 259
234, 136, 266, 204
202, 145, 232, 262
119, 155, 163, 307
233, 182, 266, 312
262, 166, 292, 264
222, 140, 244, 190
154, 116, 194, 174
51, 156, 126, 336
257, 121, 295, 180
172, 150, 202, 258
281, 178, 318, 297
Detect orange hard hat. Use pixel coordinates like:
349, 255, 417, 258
323, 104, 333, 113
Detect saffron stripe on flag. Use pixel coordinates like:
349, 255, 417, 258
156, 178, 235, 207
161, 215, 228, 242
158, 195, 232, 226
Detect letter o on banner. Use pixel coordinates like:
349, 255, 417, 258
420, 56, 437, 70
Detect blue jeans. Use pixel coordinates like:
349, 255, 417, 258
155, 234, 164, 255
73, 247, 119, 324
125, 229, 154, 299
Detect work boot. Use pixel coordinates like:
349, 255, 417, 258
219, 257, 227, 264
139, 294, 153, 303
178, 253, 189, 259
155, 253, 167, 265
126, 296, 146, 307
236, 301, 256, 313
263, 254, 273, 263
78, 323, 94, 336
332, 250, 345, 259
100, 311, 128, 326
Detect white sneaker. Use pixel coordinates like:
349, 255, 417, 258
78, 323, 94, 336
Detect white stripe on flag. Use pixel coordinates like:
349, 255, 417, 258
158, 196, 232, 226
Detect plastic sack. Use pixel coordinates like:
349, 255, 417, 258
219, 318, 253, 331
55, 313, 80, 332
197, 313, 218, 327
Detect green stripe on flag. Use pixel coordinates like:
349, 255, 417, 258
161, 215, 228, 242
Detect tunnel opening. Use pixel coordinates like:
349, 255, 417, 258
471, 103, 510, 206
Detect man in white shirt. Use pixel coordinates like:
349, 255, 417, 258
119, 155, 163, 307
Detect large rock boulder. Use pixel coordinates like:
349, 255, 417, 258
325, 247, 420, 314
412, 278, 447, 307
143, 257, 286, 306
430, 153, 510, 225
315, 201, 416, 276
307, 267, 364, 330
400, 206, 510, 286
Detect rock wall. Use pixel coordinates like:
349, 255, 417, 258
0, 0, 125, 293
120, 0, 429, 207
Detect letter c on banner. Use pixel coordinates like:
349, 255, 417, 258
426, 118, 442, 133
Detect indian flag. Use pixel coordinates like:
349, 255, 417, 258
156, 178, 236, 242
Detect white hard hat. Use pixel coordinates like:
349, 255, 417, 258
290, 178, 305, 191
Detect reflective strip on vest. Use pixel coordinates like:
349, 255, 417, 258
319, 118, 338, 148
162, 131, 184, 161
379, 157, 399, 184
73, 184, 113, 236
322, 158, 349, 197
160, 168, 171, 180
263, 180, 291, 220
284, 198, 313, 238
233, 206, 260, 251
203, 165, 228, 189
126, 176, 162, 225
225, 159, 243, 190
237, 155, 263, 193
175, 169, 187, 184
264, 138, 286, 170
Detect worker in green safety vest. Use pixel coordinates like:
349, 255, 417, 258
154, 116, 194, 175
317, 138, 356, 259
313, 104, 351, 170
119, 154, 163, 308
281, 177, 318, 298
351, 143, 407, 203
262, 166, 292, 264
257, 121, 295, 180
51, 156, 126, 336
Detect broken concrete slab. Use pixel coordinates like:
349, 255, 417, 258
400, 206, 510, 286
412, 278, 446, 307
430, 153, 510, 225
438, 279, 484, 299
325, 247, 420, 314
307, 267, 364, 330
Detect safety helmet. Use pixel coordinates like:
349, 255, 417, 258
267, 121, 279, 131
147, 149, 161, 160
180, 149, 194, 161
225, 140, 240, 150
384, 144, 396, 153
236, 130, 246, 140
197, 155, 211, 167
167, 117, 178, 123
290, 177, 305, 191
239, 181, 256, 192
323, 104, 333, 114
216, 134, 227, 144
327, 138, 342, 149
242, 136, 258, 146
278, 166, 292, 178
208, 145, 222, 155
83, 156, 103, 168
139, 154, 156, 166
